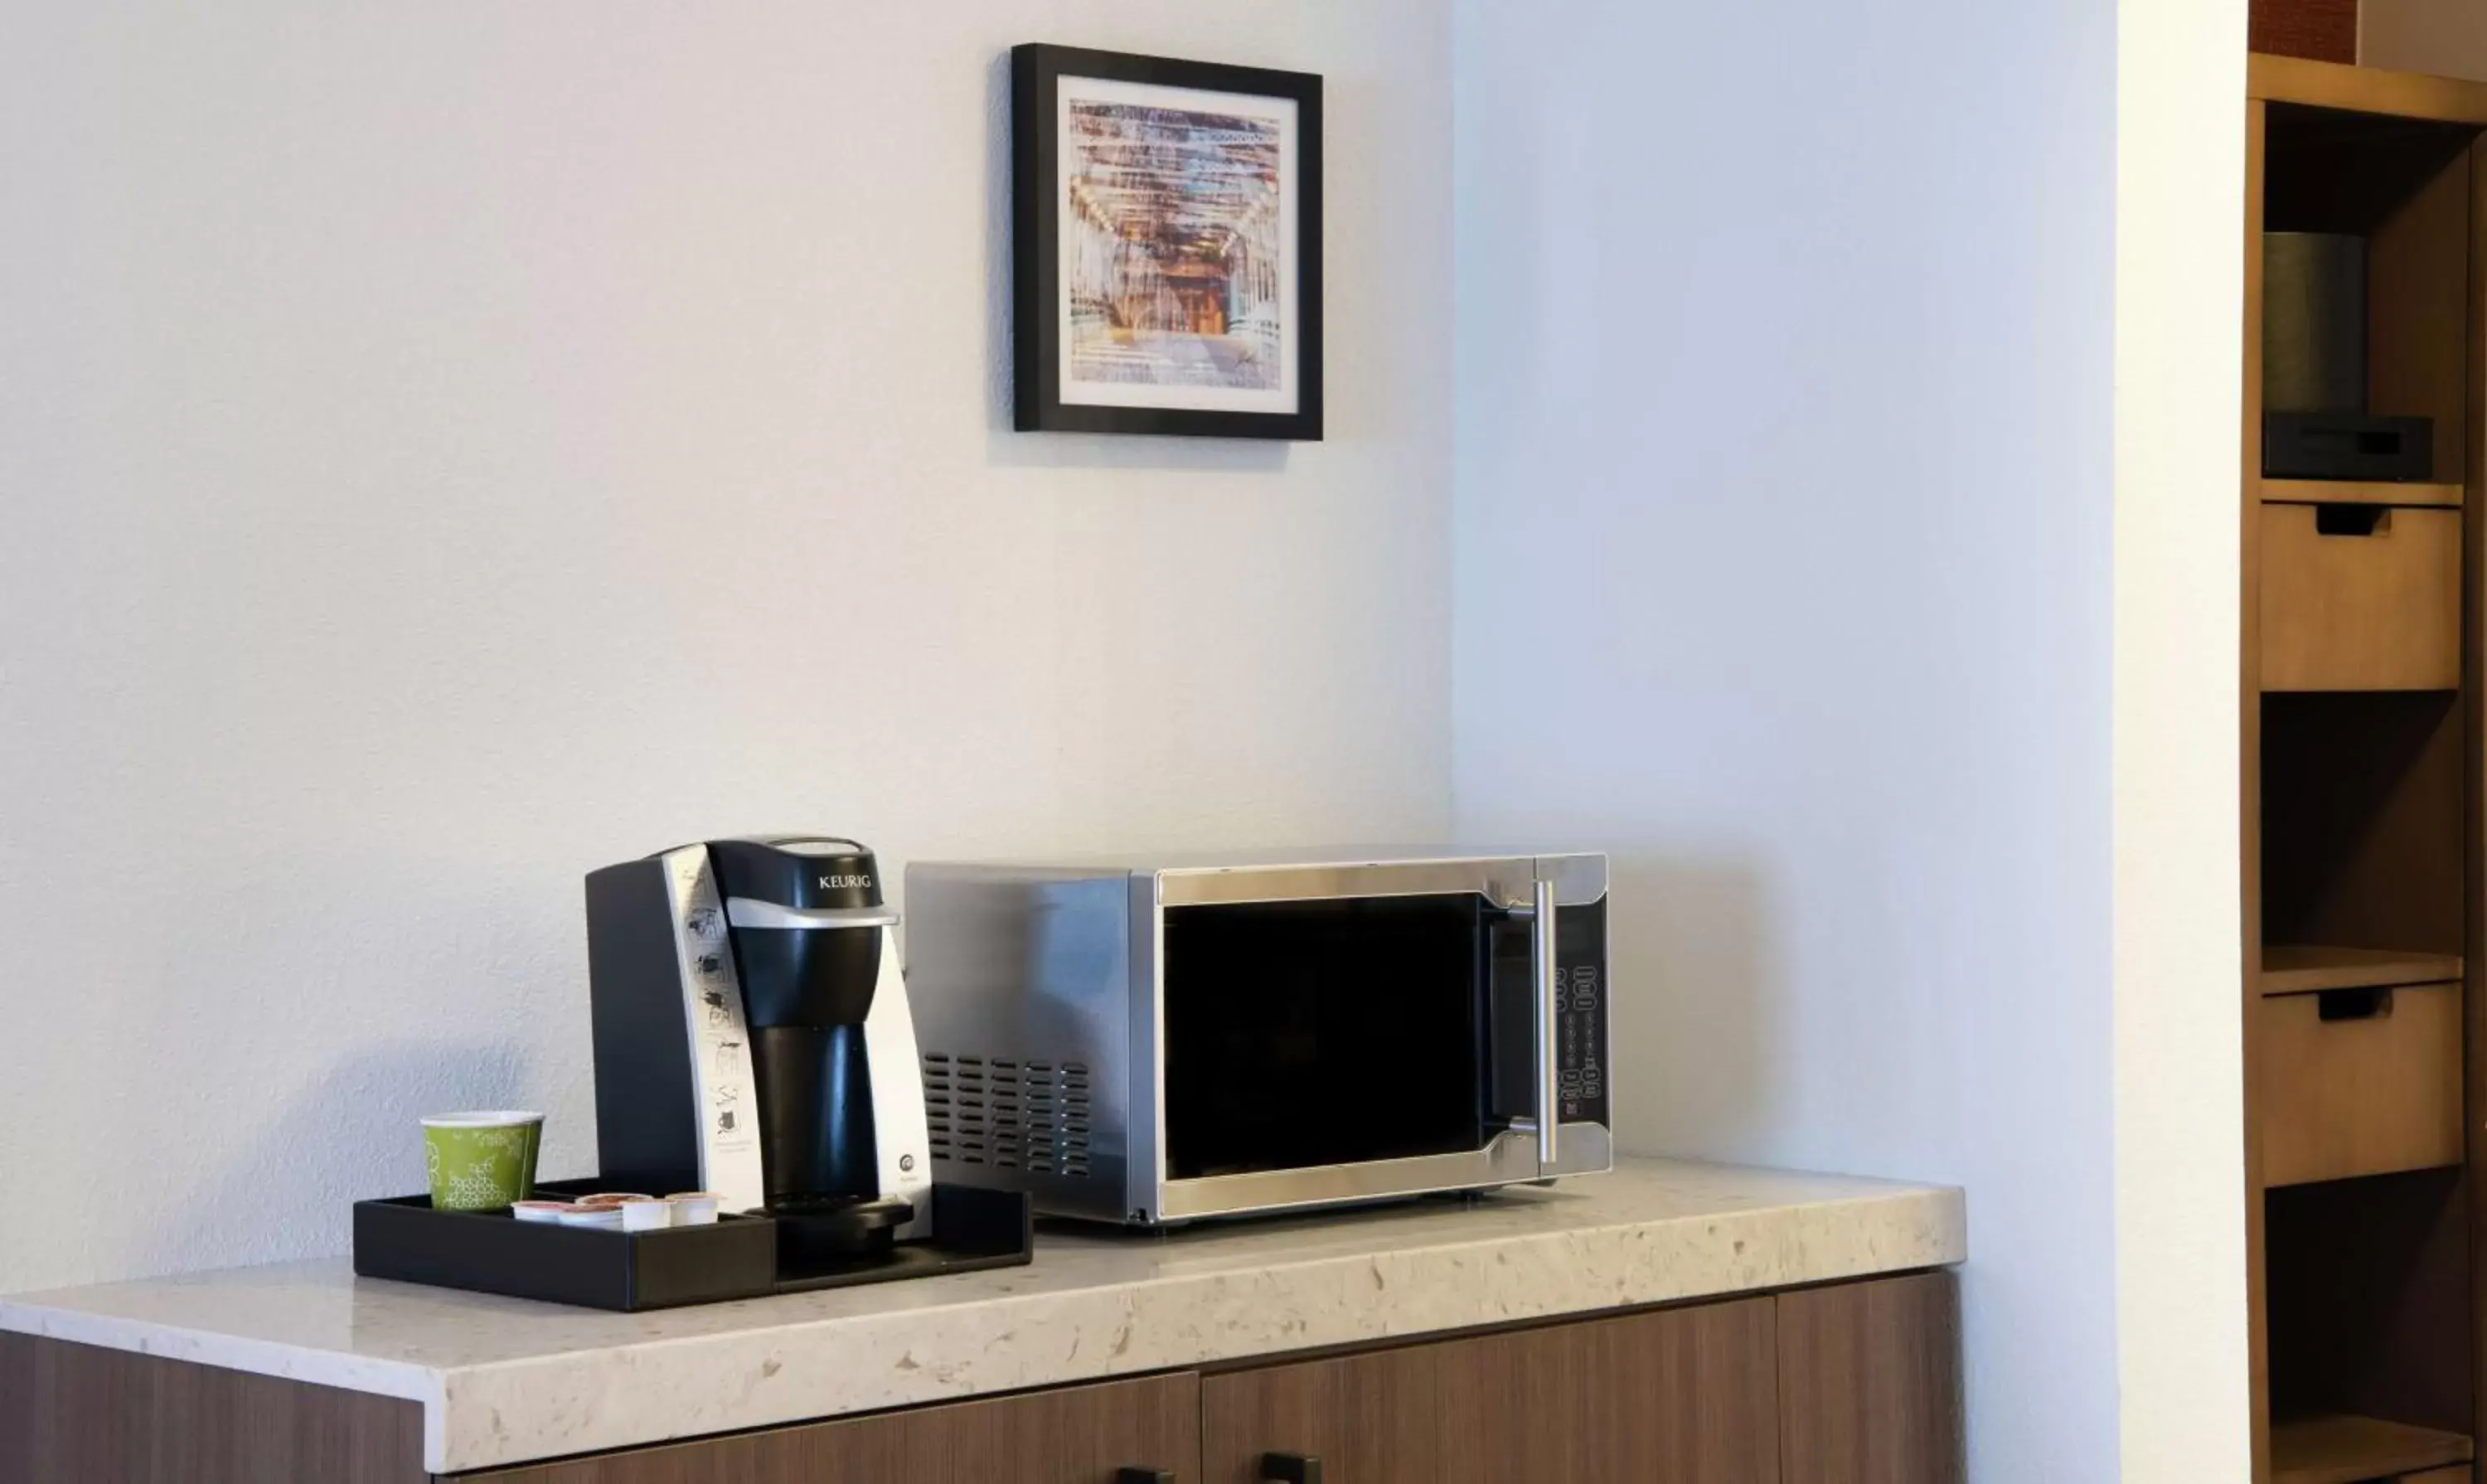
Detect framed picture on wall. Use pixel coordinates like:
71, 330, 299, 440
1011, 43, 1323, 440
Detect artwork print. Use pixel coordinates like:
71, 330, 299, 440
1058, 78, 1295, 411
1013, 46, 1323, 439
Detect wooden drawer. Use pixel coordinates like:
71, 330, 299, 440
1200, 1298, 1781, 1484
2260, 981, 2465, 1187
2400, 1467, 2474, 1482
2261, 502, 2460, 691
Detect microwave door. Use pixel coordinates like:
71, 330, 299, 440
1160, 893, 1504, 1186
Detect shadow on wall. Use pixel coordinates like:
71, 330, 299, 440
974, 49, 1288, 476
140, 1038, 541, 1281
1605, 852, 1782, 1163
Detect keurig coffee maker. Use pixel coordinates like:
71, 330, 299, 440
349, 837, 1028, 1312
586, 837, 933, 1257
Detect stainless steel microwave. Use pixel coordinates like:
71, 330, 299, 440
903, 851, 1611, 1225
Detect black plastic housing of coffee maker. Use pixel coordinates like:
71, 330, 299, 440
584, 837, 897, 1217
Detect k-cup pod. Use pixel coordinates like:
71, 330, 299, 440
667, 1192, 720, 1226
621, 1199, 676, 1233
511, 1200, 570, 1225
574, 1192, 653, 1210
557, 1205, 624, 1230
420, 1111, 545, 1211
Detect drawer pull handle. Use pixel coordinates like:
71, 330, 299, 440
2314, 503, 2389, 537
2318, 987, 2392, 1022
1117, 1471, 1177, 1483
1262, 1453, 1324, 1484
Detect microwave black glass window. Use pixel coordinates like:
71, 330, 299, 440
1161, 895, 1485, 1179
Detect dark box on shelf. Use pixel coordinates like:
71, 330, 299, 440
2264, 412, 2435, 482
352, 1180, 1032, 1312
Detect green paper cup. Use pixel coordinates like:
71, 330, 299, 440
421, 1111, 543, 1211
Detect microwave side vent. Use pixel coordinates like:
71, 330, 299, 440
924, 1052, 1093, 1180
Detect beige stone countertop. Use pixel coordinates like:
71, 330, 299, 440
0, 1157, 1966, 1473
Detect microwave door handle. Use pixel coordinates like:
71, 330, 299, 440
1530, 877, 1559, 1170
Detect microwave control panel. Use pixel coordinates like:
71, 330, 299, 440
1554, 900, 1609, 1127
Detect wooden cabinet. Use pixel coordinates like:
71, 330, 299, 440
0, 1331, 426, 1484
1776, 1273, 1964, 1484
456, 1280, 1942, 1484
443, 1280, 1949, 1484
457, 1373, 1200, 1484
1198, 1298, 1780, 1484
3, 1272, 1961, 1483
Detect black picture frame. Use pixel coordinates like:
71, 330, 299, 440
1011, 43, 1324, 441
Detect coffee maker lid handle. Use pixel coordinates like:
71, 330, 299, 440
766, 836, 869, 856
723, 897, 902, 931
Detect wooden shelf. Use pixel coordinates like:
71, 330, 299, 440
2262, 479, 2465, 508
2252, 53, 2487, 124
2261, 943, 2465, 995
2271, 1414, 2474, 1484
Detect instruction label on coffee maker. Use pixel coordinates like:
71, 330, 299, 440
662, 846, 767, 1214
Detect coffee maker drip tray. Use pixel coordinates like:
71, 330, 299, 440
773, 1195, 916, 1271
352, 1182, 1032, 1313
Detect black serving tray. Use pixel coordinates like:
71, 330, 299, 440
352, 1179, 1032, 1312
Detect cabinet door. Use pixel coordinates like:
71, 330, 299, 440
458, 1372, 1198, 1484
1200, 1299, 1779, 1484
1777, 1272, 1964, 1484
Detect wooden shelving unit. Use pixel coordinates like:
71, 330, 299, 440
2245, 51, 2487, 1484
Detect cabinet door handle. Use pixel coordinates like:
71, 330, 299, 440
1116, 1471, 1176, 1484
1262, 1453, 1324, 1484
2312, 503, 2389, 538
2316, 986, 2391, 1021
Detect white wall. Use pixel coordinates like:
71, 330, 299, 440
2113, 0, 2252, 1477
0, 1, 1453, 1292
1452, 0, 2130, 1477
